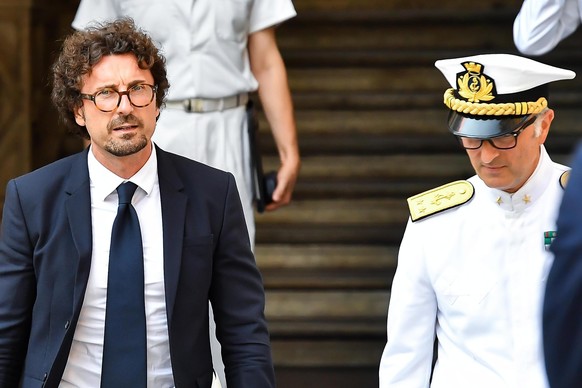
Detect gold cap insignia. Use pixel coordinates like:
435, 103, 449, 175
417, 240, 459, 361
407, 180, 475, 222
457, 61, 495, 103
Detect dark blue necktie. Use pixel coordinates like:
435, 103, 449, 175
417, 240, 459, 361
101, 182, 147, 387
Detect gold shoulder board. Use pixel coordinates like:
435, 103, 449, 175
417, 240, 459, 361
407, 180, 474, 222
560, 170, 570, 189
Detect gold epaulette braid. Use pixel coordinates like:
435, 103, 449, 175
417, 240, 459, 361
443, 88, 547, 116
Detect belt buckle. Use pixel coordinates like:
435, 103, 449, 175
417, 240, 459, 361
191, 99, 204, 113
183, 98, 205, 113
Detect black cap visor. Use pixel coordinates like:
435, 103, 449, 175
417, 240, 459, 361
448, 111, 531, 139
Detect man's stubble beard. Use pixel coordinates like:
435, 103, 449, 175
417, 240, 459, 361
105, 114, 148, 157
105, 133, 148, 157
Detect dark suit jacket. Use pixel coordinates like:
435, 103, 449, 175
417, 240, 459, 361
544, 143, 582, 388
0, 146, 275, 388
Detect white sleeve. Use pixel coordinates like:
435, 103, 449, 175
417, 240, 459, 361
513, 0, 581, 55
72, 0, 122, 30
249, 0, 296, 34
379, 219, 436, 388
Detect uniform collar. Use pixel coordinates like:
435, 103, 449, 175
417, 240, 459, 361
489, 145, 552, 212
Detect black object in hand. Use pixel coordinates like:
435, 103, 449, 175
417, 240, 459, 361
263, 171, 277, 205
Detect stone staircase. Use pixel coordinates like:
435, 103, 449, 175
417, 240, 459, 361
253, 0, 582, 386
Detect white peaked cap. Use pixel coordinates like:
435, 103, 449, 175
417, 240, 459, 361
435, 53, 575, 95
434, 53, 575, 137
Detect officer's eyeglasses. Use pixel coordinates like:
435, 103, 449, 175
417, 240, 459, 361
456, 114, 538, 150
80, 83, 157, 112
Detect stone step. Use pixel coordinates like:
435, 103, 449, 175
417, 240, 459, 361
256, 244, 397, 289
279, 17, 516, 54
263, 154, 473, 199
272, 339, 385, 368
256, 198, 407, 225
261, 109, 447, 138
290, 90, 440, 111
255, 199, 408, 245
274, 366, 379, 388
266, 154, 472, 179
262, 152, 573, 199
286, 68, 446, 93
266, 290, 388, 338
290, 178, 449, 200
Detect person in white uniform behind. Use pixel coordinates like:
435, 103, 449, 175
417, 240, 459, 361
514, 0, 582, 55
379, 53, 575, 387
72, 2, 301, 387
72, 0, 300, 244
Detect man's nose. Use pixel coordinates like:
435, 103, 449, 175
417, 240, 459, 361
116, 93, 134, 114
480, 140, 500, 163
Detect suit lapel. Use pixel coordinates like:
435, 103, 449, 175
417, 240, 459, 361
156, 147, 188, 327
64, 149, 93, 311
47, 150, 93, 386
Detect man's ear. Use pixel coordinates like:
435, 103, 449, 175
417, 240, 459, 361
74, 106, 86, 126
538, 109, 554, 144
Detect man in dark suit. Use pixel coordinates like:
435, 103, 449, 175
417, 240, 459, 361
0, 18, 275, 388
544, 144, 582, 388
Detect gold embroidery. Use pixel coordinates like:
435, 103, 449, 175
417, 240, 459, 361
457, 64, 495, 103
444, 88, 547, 116
407, 181, 474, 222
523, 194, 531, 204
496, 197, 503, 205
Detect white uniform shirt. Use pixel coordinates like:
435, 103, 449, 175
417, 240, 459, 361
61, 146, 173, 387
514, 0, 582, 55
379, 146, 567, 388
72, 0, 297, 100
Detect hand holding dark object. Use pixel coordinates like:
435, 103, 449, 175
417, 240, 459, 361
247, 100, 273, 213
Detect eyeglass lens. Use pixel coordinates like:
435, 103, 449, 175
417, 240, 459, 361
458, 114, 537, 150
94, 84, 155, 111
460, 134, 517, 150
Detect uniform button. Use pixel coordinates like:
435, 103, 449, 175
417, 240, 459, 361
64, 321, 70, 330
43, 372, 48, 381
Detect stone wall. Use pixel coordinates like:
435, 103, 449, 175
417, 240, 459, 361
0, 0, 32, 218
0, 0, 82, 218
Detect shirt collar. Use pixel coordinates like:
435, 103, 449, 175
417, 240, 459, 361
88, 144, 158, 201
489, 145, 553, 212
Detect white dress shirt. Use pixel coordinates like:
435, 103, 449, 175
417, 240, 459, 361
61, 145, 174, 387
379, 146, 567, 388
513, 0, 582, 55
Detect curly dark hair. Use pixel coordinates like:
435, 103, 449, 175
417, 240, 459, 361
51, 18, 169, 139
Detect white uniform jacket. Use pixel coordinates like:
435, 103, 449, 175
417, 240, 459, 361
379, 146, 568, 388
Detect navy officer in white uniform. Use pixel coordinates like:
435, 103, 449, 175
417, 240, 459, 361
379, 54, 575, 388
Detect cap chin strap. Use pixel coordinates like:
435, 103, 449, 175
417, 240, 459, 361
443, 88, 547, 116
